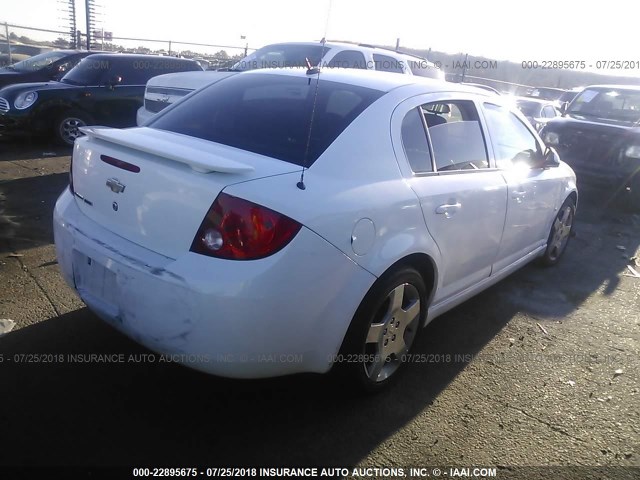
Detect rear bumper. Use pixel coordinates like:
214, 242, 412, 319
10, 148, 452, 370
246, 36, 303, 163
53, 188, 375, 378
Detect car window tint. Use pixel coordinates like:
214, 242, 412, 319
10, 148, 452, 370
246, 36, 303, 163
114, 59, 201, 85
373, 54, 404, 73
401, 108, 433, 173
150, 73, 384, 166
326, 50, 367, 69
483, 103, 542, 169
422, 100, 488, 171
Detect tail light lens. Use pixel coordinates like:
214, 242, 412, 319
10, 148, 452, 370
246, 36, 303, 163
190, 193, 302, 260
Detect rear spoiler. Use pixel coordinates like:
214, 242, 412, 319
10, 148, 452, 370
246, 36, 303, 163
79, 126, 255, 174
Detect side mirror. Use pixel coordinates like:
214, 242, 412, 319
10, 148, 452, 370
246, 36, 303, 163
107, 75, 122, 90
543, 147, 560, 168
560, 102, 568, 115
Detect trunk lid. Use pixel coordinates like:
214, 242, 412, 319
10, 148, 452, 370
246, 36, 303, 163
71, 126, 300, 259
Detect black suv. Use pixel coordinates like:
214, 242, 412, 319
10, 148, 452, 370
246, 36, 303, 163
541, 84, 640, 210
0, 53, 202, 145
0, 50, 102, 88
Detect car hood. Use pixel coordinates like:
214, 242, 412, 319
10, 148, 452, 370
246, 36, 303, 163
0, 80, 77, 98
563, 112, 640, 129
146, 70, 237, 91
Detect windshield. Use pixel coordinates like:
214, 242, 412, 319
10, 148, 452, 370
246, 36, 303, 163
568, 87, 640, 124
8, 51, 68, 72
150, 73, 383, 166
516, 100, 540, 117
60, 57, 106, 86
231, 44, 327, 71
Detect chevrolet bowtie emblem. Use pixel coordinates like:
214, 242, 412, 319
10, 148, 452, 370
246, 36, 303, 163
106, 178, 126, 194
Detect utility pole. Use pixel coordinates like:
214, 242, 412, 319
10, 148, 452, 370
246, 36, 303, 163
395, 38, 400, 52
461, 53, 469, 82
4, 22, 11, 65
68, 0, 77, 48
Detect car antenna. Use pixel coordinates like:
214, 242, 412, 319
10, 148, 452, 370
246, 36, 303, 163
297, 3, 332, 191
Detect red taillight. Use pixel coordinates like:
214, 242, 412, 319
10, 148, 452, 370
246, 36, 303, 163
190, 193, 302, 260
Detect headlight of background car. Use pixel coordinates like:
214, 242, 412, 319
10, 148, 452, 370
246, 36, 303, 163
543, 131, 560, 145
624, 145, 640, 159
14, 91, 38, 110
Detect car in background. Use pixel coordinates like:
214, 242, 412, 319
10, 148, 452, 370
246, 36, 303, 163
55, 68, 577, 392
461, 82, 500, 95
136, 41, 444, 124
556, 87, 583, 111
0, 44, 52, 67
513, 97, 560, 131
541, 84, 640, 209
0, 50, 105, 89
525, 86, 566, 102
0, 53, 202, 145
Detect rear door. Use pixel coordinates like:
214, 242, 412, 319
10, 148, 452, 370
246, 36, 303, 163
392, 94, 508, 303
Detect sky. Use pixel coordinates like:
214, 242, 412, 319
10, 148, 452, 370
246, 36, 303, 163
2, 0, 637, 76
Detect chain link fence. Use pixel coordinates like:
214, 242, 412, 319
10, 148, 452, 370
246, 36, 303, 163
1, 22, 251, 69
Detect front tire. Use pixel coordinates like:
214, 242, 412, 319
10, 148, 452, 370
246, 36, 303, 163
338, 266, 427, 393
54, 110, 91, 146
539, 197, 575, 266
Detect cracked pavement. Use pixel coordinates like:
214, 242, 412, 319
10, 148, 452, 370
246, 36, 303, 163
0, 138, 638, 477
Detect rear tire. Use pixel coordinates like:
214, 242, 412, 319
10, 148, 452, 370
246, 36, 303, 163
54, 110, 92, 146
337, 266, 427, 393
539, 197, 576, 266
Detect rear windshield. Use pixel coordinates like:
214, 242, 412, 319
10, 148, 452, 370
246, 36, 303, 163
150, 73, 384, 166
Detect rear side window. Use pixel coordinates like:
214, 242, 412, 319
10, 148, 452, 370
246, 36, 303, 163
150, 73, 384, 166
422, 100, 489, 171
401, 108, 432, 173
373, 54, 404, 73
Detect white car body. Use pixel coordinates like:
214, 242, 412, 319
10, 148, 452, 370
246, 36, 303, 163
136, 41, 444, 125
55, 69, 577, 384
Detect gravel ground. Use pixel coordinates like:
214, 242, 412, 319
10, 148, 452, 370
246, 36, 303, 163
0, 137, 638, 479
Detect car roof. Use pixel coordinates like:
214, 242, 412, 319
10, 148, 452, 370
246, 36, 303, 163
259, 41, 431, 61
582, 84, 640, 91
242, 67, 491, 95
82, 53, 197, 62
514, 96, 554, 105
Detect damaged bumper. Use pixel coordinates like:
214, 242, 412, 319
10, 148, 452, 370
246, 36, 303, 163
53, 187, 376, 378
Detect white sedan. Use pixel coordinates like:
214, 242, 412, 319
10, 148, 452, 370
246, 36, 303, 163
54, 68, 577, 392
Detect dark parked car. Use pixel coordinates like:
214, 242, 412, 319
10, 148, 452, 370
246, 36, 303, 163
514, 97, 560, 131
0, 53, 202, 145
0, 50, 104, 89
541, 84, 640, 209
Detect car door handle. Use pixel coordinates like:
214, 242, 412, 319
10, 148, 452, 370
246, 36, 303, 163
512, 190, 526, 199
435, 202, 461, 217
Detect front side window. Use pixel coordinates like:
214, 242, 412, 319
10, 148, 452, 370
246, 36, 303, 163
483, 103, 542, 169
112, 59, 201, 85
150, 73, 384, 166
61, 57, 109, 86
422, 100, 489, 171
11, 51, 69, 72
